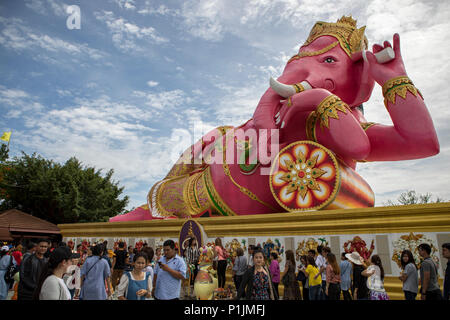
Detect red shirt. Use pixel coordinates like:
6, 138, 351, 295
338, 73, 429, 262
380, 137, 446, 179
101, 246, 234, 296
11, 251, 22, 265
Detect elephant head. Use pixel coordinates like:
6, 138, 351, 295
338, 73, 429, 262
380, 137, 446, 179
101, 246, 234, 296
253, 16, 375, 132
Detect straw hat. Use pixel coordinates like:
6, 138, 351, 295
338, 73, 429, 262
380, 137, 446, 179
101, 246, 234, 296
345, 251, 363, 265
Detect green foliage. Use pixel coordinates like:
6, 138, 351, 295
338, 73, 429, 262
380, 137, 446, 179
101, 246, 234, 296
0, 152, 129, 223
384, 190, 446, 206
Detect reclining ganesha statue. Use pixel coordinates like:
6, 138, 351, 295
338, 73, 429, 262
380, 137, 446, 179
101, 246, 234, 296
110, 16, 439, 222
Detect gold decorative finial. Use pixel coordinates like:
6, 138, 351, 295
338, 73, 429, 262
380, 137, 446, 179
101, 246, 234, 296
302, 15, 368, 58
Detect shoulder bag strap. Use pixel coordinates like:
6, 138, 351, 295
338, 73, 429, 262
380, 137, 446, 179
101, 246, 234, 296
85, 257, 101, 278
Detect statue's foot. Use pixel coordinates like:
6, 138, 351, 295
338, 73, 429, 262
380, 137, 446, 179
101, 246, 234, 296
109, 204, 154, 222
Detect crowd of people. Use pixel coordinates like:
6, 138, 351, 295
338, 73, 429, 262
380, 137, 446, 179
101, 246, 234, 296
0, 238, 448, 301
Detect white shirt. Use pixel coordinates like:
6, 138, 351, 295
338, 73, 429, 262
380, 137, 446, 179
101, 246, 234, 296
315, 255, 327, 281
63, 265, 81, 290
39, 275, 71, 300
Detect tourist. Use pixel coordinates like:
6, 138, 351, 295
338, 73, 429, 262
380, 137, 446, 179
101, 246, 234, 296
418, 243, 442, 300
268, 252, 280, 298
117, 252, 152, 300
362, 254, 389, 300
63, 252, 81, 299
301, 255, 321, 300
233, 247, 247, 295
155, 247, 162, 262
442, 243, 450, 300
152, 240, 187, 300
282, 250, 301, 300
236, 249, 277, 300
248, 245, 255, 267
297, 255, 309, 300
326, 253, 341, 300
184, 238, 200, 287
100, 244, 112, 269
398, 249, 418, 300
11, 245, 23, 266
316, 246, 330, 299
34, 246, 72, 300
80, 244, 112, 300
0, 245, 15, 300
125, 245, 135, 272
111, 242, 128, 290
213, 238, 228, 289
340, 252, 352, 300
22, 242, 36, 263
18, 239, 49, 300
142, 246, 155, 279
346, 251, 369, 300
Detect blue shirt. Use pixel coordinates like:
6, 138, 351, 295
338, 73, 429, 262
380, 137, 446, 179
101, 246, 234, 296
339, 260, 352, 291
154, 254, 187, 300
80, 256, 111, 300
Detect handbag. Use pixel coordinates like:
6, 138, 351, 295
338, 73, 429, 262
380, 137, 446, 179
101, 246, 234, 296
296, 270, 306, 283
4, 256, 19, 284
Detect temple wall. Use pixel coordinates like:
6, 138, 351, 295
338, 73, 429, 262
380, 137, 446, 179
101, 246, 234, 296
59, 203, 450, 299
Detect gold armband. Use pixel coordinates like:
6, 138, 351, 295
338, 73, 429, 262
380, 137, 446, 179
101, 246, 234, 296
305, 95, 350, 141
382, 76, 423, 108
315, 95, 350, 129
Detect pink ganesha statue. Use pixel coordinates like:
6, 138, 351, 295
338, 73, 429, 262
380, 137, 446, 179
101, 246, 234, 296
110, 16, 439, 222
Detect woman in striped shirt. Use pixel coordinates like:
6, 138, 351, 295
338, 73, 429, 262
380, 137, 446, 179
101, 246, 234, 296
184, 238, 200, 286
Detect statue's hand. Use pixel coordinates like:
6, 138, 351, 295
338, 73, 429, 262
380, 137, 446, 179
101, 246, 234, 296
365, 33, 407, 86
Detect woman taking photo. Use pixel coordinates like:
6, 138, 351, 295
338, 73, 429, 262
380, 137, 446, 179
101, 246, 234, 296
362, 254, 389, 300
398, 250, 418, 300
34, 246, 73, 300
301, 255, 322, 300
237, 249, 277, 300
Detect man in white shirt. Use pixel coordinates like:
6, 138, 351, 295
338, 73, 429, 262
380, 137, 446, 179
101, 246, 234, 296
315, 245, 330, 300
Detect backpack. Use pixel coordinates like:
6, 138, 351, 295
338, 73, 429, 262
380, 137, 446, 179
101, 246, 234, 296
4, 255, 19, 284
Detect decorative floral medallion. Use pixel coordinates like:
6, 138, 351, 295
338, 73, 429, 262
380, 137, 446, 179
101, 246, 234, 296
269, 140, 340, 211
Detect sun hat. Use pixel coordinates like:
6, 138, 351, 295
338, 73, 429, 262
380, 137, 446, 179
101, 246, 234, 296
1, 245, 10, 251
345, 251, 363, 265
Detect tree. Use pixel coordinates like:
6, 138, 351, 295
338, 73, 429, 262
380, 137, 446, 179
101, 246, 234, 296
0, 152, 129, 223
384, 190, 446, 206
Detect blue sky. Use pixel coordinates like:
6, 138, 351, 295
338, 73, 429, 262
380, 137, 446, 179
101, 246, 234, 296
1, 0, 449, 211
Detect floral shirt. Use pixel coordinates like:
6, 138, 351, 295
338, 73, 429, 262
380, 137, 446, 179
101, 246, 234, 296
252, 271, 270, 300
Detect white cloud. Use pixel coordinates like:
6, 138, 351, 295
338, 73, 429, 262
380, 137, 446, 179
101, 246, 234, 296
147, 81, 158, 87
25, 0, 68, 17
112, 0, 136, 10
0, 17, 106, 62
94, 10, 169, 53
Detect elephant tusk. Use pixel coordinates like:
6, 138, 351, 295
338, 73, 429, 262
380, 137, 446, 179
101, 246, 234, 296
270, 77, 311, 98
270, 77, 296, 98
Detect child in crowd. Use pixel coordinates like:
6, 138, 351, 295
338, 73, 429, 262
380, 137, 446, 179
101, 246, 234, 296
64, 253, 81, 299
117, 252, 152, 300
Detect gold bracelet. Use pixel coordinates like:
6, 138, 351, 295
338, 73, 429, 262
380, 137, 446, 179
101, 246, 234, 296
382, 76, 423, 108
315, 95, 350, 129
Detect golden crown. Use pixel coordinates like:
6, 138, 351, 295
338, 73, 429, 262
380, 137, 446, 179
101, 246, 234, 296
303, 15, 368, 58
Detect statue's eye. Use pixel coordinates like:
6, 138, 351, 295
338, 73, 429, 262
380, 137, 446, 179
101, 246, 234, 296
324, 57, 336, 63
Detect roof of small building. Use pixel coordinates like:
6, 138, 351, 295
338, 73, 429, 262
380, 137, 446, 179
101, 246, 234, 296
0, 209, 60, 234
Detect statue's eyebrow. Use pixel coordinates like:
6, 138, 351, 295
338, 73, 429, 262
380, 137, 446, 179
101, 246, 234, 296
287, 41, 339, 64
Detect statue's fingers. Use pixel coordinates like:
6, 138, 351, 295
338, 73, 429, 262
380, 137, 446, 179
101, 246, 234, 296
372, 44, 384, 54
393, 33, 401, 57
383, 41, 392, 48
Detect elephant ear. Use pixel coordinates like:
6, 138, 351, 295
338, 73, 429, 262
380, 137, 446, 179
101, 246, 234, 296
348, 52, 375, 108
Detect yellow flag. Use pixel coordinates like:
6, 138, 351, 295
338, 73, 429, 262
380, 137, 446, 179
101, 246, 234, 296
0, 131, 11, 142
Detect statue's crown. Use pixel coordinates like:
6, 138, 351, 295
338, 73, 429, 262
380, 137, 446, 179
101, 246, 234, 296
303, 15, 368, 57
